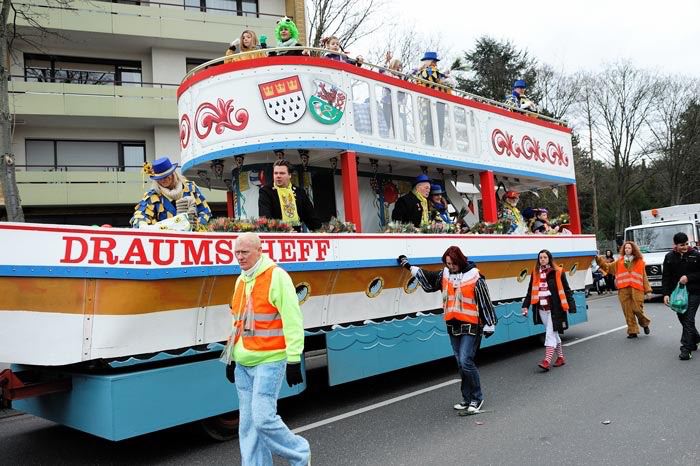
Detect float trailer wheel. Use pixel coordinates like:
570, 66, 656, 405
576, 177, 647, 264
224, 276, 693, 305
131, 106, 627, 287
200, 411, 239, 441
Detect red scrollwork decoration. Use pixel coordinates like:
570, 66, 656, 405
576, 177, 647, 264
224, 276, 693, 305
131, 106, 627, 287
491, 129, 568, 167
195, 98, 249, 140
180, 114, 191, 149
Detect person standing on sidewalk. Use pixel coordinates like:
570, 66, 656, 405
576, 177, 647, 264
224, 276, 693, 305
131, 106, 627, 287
596, 241, 652, 338
225, 232, 310, 465
521, 249, 576, 371
662, 232, 700, 361
397, 246, 497, 415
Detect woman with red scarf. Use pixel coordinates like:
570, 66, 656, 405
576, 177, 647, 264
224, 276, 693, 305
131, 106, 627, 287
522, 249, 577, 371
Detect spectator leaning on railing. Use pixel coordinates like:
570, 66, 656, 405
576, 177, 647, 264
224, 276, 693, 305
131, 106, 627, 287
224, 30, 267, 64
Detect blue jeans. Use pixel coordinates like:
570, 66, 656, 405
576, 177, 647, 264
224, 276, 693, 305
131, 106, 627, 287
449, 333, 483, 403
235, 360, 310, 466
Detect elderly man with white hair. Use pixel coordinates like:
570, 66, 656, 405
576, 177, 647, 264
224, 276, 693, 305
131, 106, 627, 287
225, 232, 310, 466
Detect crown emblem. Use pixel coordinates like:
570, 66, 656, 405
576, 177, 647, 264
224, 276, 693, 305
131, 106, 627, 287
275, 82, 287, 93
286, 79, 299, 91
261, 85, 274, 98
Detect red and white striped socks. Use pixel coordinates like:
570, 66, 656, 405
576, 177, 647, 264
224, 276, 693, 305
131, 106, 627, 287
555, 342, 564, 358
544, 346, 555, 363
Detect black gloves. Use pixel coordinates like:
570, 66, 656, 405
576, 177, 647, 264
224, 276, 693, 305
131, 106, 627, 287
286, 362, 304, 387
225, 362, 236, 384
397, 255, 411, 270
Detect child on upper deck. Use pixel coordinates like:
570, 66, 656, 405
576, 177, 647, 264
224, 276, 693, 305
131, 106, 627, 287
321, 36, 363, 66
224, 30, 267, 64
268, 17, 305, 57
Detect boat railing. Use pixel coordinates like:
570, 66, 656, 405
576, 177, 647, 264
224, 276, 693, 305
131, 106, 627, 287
182, 46, 567, 128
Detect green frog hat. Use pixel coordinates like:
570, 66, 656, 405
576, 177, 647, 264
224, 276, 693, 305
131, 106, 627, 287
275, 16, 300, 44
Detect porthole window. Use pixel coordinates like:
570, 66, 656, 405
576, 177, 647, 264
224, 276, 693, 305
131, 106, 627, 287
403, 276, 419, 294
517, 268, 529, 282
366, 276, 384, 298
296, 282, 311, 305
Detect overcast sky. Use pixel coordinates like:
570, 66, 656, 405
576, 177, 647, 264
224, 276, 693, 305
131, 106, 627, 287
371, 0, 700, 76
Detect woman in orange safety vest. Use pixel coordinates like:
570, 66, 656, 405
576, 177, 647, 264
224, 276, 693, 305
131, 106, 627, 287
522, 249, 576, 371
596, 241, 652, 338
398, 246, 497, 415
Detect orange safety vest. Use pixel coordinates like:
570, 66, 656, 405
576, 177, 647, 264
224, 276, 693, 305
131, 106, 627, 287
530, 266, 569, 311
615, 259, 645, 291
441, 267, 480, 324
230, 265, 286, 351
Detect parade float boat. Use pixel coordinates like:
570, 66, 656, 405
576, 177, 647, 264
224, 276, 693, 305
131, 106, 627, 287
0, 50, 596, 440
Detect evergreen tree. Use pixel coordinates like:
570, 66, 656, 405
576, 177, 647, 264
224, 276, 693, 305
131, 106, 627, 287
456, 36, 539, 103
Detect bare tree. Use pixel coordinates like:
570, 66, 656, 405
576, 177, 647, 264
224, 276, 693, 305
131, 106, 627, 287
588, 62, 660, 233
306, 0, 386, 49
0, 0, 23, 221
646, 77, 700, 204
365, 25, 449, 74
536, 65, 582, 120
1, 0, 72, 221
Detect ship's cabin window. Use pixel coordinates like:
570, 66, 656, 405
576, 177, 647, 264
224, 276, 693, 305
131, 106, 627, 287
436, 102, 452, 150
397, 91, 415, 143
352, 80, 373, 135
375, 84, 394, 139
418, 97, 434, 146
454, 107, 470, 152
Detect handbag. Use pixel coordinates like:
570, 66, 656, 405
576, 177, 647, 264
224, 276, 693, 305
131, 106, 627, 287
670, 283, 688, 314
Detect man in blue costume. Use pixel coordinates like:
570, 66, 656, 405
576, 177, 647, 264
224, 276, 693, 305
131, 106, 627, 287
130, 156, 212, 228
505, 79, 540, 113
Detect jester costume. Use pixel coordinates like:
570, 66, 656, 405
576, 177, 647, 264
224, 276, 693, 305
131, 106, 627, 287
130, 179, 212, 228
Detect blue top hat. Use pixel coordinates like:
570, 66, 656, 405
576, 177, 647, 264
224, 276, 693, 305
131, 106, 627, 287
513, 79, 527, 89
430, 184, 445, 195
420, 51, 440, 62
150, 157, 178, 180
413, 174, 431, 186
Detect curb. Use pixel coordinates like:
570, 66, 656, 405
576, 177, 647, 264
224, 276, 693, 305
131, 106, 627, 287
0, 409, 22, 420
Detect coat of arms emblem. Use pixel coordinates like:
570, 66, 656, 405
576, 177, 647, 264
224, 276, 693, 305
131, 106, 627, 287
258, 76, 306, 124
309, 80, 346, 125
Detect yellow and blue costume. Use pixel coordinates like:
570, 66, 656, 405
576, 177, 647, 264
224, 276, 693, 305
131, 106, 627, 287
130, 180, 212, 228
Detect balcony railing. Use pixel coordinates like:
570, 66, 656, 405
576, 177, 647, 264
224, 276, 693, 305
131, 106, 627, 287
13, 0, 283, 25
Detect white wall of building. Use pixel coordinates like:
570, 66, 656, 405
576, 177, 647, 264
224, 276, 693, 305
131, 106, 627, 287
154, 125, 181, 161
151, 48, 188, 86
259, 0, 285, 17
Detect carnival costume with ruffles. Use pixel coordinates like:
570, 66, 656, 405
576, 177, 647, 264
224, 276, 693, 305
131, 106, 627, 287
130, 181, 211, 228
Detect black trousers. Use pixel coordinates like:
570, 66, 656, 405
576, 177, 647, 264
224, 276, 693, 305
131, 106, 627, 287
678, 293, 700, 352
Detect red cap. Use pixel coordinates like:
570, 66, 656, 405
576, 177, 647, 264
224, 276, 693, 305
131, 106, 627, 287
505, 190, 520, 199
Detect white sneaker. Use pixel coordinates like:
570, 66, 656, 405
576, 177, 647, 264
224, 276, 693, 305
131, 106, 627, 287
453, 401, 468, 410
467, 399, 484, 414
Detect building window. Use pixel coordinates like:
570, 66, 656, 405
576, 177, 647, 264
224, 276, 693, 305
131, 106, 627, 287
24, 54, 142, 86
185, 0, 258, 16
25, 140, 146, 171
186, 58, 212, 74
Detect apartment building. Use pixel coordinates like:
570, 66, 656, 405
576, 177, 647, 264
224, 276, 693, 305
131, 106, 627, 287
7, 0, 305, 225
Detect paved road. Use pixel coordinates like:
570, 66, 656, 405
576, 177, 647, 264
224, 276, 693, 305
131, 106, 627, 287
1, 296, 699, 465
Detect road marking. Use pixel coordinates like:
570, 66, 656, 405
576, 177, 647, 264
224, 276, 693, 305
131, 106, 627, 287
563, 325, 627, 347
292, 379, 459, 434
292, 325, 627, 433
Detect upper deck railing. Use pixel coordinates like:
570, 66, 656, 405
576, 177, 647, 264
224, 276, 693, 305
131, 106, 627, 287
183, 47, 568, 127
177, 49, 575, 188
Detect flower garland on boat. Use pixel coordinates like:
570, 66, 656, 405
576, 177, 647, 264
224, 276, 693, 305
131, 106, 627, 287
319, 217, 356, 233
468, 218, 513, 234
549, 213, 570, 227
383, 221, 461, 234
207, 217, 295, 233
